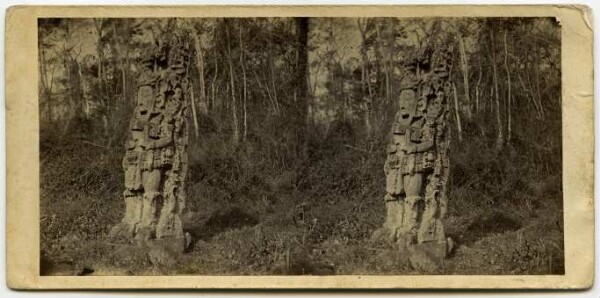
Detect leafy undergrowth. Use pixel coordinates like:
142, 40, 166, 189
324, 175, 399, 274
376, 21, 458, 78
40, 135, 564, 276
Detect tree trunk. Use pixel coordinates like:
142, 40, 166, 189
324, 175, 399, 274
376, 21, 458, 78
475, 55, 482, 113
458, 35, 472, 119
61, 20, 74, 136
94, 19, 104, 100
190, 82, 200, 137
452, 82, 463, 142
193, 29, 208, 115
294, 17, 309, 154
39, 44, 55, 123
374, 23, 385, 103
533, 44, 544, 118
211, 44, 218, 112
77, 61, 90, 119
357, 19, 373, 138
267, 22, 279, 114
225, 20, 239, 144
490, 30, 504, 151
93, 18, 107, 134
517, 69, 542, 119
385, 19, 394, 103
503, 30, 512, 144
122, 19, 131, 105
375, 24, 390, 103
239, 26, 248, 141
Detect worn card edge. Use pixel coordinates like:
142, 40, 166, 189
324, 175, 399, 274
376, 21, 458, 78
4, 5, 594, 290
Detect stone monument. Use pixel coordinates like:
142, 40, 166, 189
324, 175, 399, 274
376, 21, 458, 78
372, 45, 453, 266
110, 37, 191, 252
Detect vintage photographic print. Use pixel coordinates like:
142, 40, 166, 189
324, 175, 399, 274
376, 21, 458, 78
6, 6, 593, 289
37, 15, 564, 275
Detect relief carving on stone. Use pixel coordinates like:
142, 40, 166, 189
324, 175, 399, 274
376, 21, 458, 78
372, 45, 453, 266
110, 39, 191, 252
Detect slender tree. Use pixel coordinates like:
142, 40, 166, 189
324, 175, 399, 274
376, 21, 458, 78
294, 17, 309, 154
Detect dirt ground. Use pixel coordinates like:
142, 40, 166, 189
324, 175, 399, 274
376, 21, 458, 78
40, 138, 564, 276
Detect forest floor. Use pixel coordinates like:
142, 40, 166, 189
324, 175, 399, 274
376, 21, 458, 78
40, 136, 565, 276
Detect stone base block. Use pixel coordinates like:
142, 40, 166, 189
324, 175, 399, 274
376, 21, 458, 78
108, 222, 136, 240
407, 240, 449, 272
370, 227, 397, 243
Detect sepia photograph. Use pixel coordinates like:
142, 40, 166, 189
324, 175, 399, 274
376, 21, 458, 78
37, 15, 563, 276
4, 5, 594, 289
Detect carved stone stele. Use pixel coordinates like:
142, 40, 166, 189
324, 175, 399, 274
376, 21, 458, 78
110, 38, 191, 252
372, 45, 453, 266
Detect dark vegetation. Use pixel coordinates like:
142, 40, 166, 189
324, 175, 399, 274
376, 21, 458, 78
39, 17, 563, 275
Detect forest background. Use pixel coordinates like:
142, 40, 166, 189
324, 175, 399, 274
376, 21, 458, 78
38, 17, 563, 275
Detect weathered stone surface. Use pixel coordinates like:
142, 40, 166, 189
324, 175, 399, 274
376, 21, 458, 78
373, 45, 453, 265
407, 241, 447, 272
110, 32, 191, 254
